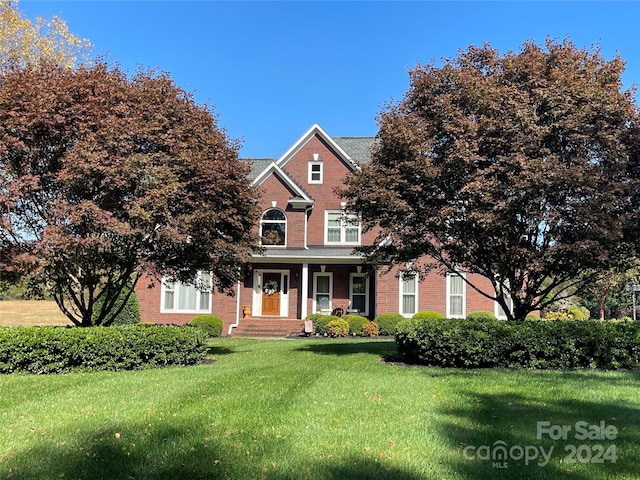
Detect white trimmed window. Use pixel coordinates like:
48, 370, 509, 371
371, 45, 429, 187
495, 283, 513, 320
446, 273, 466, 318
313, 272, 333, 314
325, 211, 360, 245
260, 208, 286, 246
161, 272, 211, 313
400, 274, 418, 317
349, 273, 369, 316
308, 162, 323, 184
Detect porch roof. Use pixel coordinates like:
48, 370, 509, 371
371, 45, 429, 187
251, 246, 365, 264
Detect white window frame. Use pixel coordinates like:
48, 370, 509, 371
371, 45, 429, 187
313, 272, 333, 314
494, 282, 513, 320
308, 161, 323, 184
324, 210, 361, 245
349, 273, 369, 316
259, 208, 287, 247
399, 273, 418, 318
446, 273, 466, 318
160, 271, 212, 314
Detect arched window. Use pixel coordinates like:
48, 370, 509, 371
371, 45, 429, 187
260, 209, 286, 246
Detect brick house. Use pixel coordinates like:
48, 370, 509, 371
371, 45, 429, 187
137, 124, 505, 335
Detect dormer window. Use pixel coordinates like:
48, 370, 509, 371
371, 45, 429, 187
260, 208, 286, 246
308, 161, 323, 184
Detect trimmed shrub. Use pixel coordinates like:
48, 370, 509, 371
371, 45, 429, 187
343, 314, 369, 336
361, 321, 379, 337
567, 306, 590, 321
375, 313, 405, 335
326, 319, 349, 337
466, 310, 497, 321
412, 311, 446, 321
395, 317, 640, 370
0, 325, 209, 374
190, 314, 224, 337
310, 315, 340, 335
91, 282, 141, 326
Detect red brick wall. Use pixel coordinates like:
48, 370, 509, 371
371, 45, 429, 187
375, 265, 500, 318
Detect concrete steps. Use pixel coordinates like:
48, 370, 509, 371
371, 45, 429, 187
231, 317, 304, 338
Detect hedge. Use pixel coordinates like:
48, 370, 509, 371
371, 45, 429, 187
190, 314, 224, 337
0, 325, 209, 374
395, 318, 640, 370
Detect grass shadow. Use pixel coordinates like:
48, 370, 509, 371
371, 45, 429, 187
206, 345, 236, 356
430, 370, 640, 479
293, 338, 397, 358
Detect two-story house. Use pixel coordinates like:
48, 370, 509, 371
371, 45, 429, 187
136, 124, 503, 335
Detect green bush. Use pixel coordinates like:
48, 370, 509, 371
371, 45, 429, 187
466, 310, 497, 321
326, 319, 349, 337
412, 311, 446, 321
375, 313, 405, 335
0, 325, 208, 374
310, 314, 340, 335
567, 306, 590, 321
190, 314, 224, 337
342, 314, 369, 336
361, 321, 379, 337
394, 317, 640, 370
92, 283, 141, 325
543, 310, 572, 321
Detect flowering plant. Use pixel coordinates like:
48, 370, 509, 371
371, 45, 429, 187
263, 280, 279, 295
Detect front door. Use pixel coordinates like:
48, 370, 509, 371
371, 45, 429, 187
261, 272, 281, 316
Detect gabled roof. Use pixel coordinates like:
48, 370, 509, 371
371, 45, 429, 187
251, 161, 314, 208
334, 137, 375, 165
245, 158, 276, 180
276, 124, 362, 172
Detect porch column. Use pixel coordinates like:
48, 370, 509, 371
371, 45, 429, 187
300, 263, 309, 319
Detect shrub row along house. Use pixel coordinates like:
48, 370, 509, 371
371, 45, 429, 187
136, 124, 505, 336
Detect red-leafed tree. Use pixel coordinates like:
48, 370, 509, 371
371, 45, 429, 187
0, 62, 260, 326
342, 39, 640, 321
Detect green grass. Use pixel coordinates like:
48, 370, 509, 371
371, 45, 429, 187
1, 338, 639, 479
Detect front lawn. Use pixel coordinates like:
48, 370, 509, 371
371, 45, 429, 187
1, 338, 638, 479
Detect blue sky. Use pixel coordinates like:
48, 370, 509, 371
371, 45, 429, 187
19, 1, 640, 159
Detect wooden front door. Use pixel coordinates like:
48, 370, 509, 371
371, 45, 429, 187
261, 272, 281, 316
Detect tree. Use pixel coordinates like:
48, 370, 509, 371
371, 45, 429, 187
581, 266, 639, 320
0, 62, 260, 326
0, 0, 91, 70
342, 39, 640, 321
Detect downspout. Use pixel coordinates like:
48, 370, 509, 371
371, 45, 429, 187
228, 275, 242, 336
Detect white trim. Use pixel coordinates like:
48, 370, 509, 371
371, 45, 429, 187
495, 285, 513, 320
349, 273, 369, 316
251, 162, 314, 203
253, 269, 290, 317
308, 161, 323, 184
446, 273, 466, 318
399, 273, 418, 318
160, 273, 212, 314
276, 124, 359, 171
313, 271, 333, 314
301, 263, 309, 319
324, 210, 361, 246
259, 208, 287, 247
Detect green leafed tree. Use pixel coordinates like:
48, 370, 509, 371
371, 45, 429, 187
342, 39, 640, 321
0, 62, 260, 326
